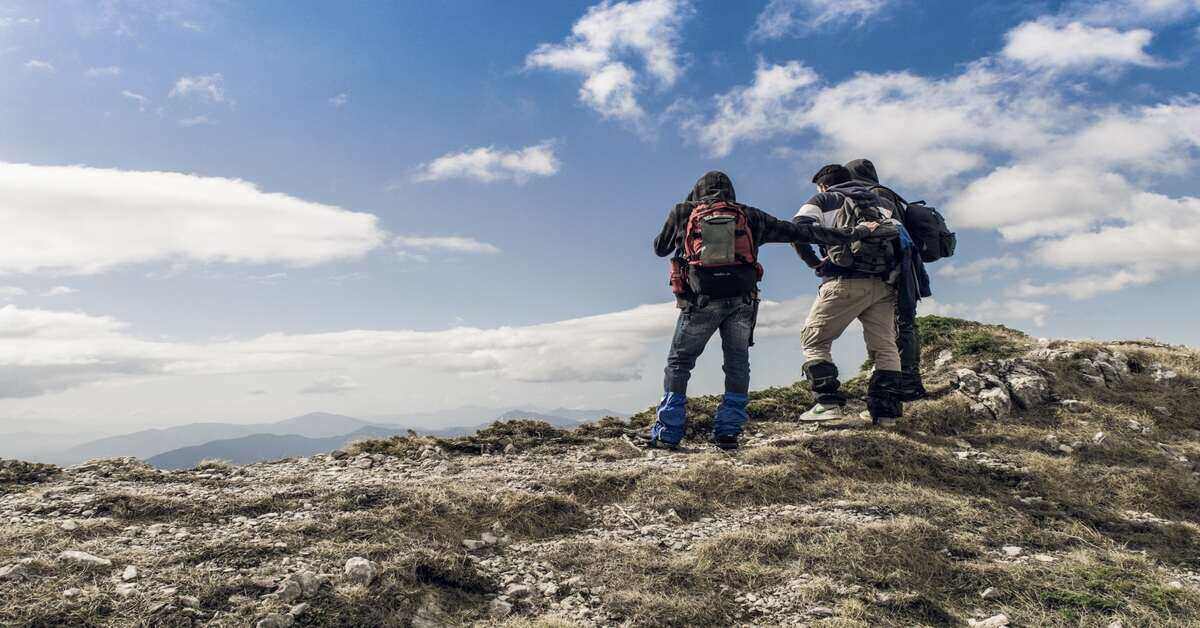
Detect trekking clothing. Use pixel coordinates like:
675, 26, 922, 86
650, 392, 688, 446
655, 172, 869, 282
800, 276, 904, 420
801, 277, 902, 372
714, 392, 749, 438
803, 360, 845, 407
799, 402, 845, 422
867, 370, 904, 420
792, 181, 900, 280
663, 295, 755, 395
712, 433, 740, 451
844, 159, 932, 386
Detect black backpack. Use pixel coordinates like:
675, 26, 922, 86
871, 186, 956, 263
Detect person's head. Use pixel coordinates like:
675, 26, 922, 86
688, 170, 736, 202
811, 164, 851, 191
844, 158, 879, 184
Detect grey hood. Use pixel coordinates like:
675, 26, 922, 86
686, 170, 736, 203
844, 159, 880, 185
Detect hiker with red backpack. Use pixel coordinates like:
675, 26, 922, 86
647, 171, 876, 451
792, 164, 914, 426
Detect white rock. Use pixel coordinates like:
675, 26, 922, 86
462, 539, 486, 551
935, 349, 954, 368
489, 598, 513, 619
1002, 546, 1022, 557
122, 565, 139, 581
1093, 432, 1106, 445
276, 578, 304, 603
343, 557, 377, 585
1060, 400, 1088, 413
114, 582, 137, 597
256, 613, 294, 628
980, 586, 1001, 600
59, 550, 112, 568
978, 387, 1013, 419
809, 606, 835, 618
61, 520, 79, 532
505, 583, 532, 598
63, 587, 82, 598
480, 532, 499, 546
1033, 553, 1056, 563
1107, 621, 1124, 628
969, 614, 1009, 628
0, 563, 30, 580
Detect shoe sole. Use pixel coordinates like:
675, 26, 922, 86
799, 413, 844, 422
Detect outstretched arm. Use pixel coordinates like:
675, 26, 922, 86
653, 204, 687, 257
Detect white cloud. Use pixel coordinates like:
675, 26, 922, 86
0, 298, 814, 398
178, 114, 215, 127
525, 0, 691, 122
0, 286, 28, 300
947, 165, 1137, 241
0, 17, 39, 28
329, 93, 348, 108
1002, 20, 1159, 71
392, 236, 501, 255
84, 66, 122, 78
685, 60, 818, 158
168, 73, 228, 105
936, 257, 1019, 283
413, 141, 560, 184
41, 286, 78, 297
300, 375, 359, 395
1068, 0, 1200, 26
920, 298, 1051, 327
691, 62, 1058, 186
23, 59, 54, 72
121, 90, 150, 112
0, 162, 387, 275
1010, 271, 1156, 300
751, 0, 893, 40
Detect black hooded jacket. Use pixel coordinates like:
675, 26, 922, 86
842, 158, 933, 306
653, 171, 861, 258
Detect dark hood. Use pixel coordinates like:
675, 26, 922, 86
686, 171, 736, 203
827, 180, 879, 203
844, 159, 879, 185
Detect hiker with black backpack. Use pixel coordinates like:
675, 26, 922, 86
792, 164, 913, 426
646, 171, 877, 451
844, 158, 955, 401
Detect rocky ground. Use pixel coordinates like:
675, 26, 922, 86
2, 316, 1199, 627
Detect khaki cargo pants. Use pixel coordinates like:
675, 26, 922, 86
801, 277, 902, 372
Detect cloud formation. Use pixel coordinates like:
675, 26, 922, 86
392, 236, 501, 256
0, 163, 387, 275
413, 141, 559, 184
84, 66, 122, 78
525, 0, 691, 122
1002, 20, 1159, 71
0, 298, 813, 398
169, 73, 229, 105
300, 375, 360, 395
751, 0, 893, 40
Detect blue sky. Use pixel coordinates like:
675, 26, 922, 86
1, 0, 1199, 431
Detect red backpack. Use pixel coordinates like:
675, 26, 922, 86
670, 200, 762, 298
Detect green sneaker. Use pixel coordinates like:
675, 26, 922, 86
799, 403, 844, 422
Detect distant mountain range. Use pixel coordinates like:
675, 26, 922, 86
5, 406, 626, 468
146, 425, 407, 470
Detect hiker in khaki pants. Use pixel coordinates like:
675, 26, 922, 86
792, 165, 905, 425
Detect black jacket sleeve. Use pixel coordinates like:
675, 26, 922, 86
748, 206, 863, 246
653, 203, 689, 258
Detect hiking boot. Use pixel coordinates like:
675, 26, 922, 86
897, 374, 927, 401
712, 434, 739, 451
638, 432, 679, 451
799, 403, 845, 422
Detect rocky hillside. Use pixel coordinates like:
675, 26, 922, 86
2, 317, 1199, 627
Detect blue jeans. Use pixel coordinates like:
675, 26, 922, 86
663, 296, 755, 395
